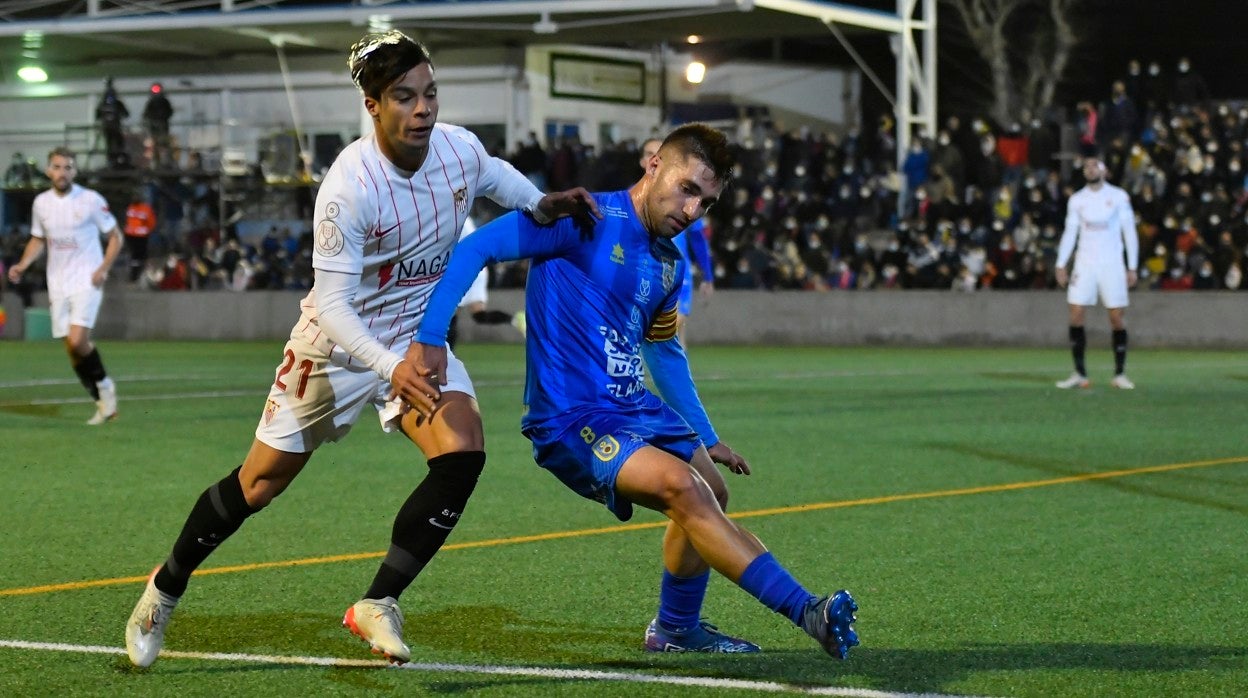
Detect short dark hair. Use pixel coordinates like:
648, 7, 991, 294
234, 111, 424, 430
47, 146, 76, 163
660, 123, 733, 186
348, 30, 433, 100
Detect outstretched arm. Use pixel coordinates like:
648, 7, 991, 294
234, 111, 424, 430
412, 211, 581, 384
417, 213, 530, 349
471, 130, 601, 228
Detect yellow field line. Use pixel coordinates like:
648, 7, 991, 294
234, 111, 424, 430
3, 455, 1243, 598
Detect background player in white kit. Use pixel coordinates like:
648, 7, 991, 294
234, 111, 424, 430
7, 147, 122, 425
1054, 158, 1139, 390
125, 30, 599, 668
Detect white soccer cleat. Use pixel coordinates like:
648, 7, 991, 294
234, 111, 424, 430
88, 379, 119, 425
86, 407, 117, 425
510, 311, 527, 338
1110, 374, 1135, 390
125, 569, 180, 668
343, 597, 411, 664
1055, 372, 1090, 390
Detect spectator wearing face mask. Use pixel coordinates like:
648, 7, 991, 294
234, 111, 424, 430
1142, 61, 1168, 117
1171, 57, 1210, 113
932, 129, 966, 194
901, 138, 930, 217
1100, 81, 1137, 149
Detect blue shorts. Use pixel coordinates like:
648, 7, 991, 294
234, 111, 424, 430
523, 395, 701, 522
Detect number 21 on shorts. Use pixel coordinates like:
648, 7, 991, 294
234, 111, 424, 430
274, 349, 313, 399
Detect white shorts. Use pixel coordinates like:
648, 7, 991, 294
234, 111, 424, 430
254, 329, 476, 453
460, 269, 489, 307
49, 287, 104, 338
1067, 264, 1129, 309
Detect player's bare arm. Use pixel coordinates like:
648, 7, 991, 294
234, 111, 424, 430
92, 227, 123, 287
708, 441, 750, 476
7, 237, 46, 282
1055, 267, 1069, 287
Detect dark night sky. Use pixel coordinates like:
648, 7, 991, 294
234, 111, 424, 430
1032, 0, 1248, 101
775, 0, 1248, 121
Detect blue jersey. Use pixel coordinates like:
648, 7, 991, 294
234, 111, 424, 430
417, 190, 718, 442
674, 218, 713, 283
672, 219, 712, 314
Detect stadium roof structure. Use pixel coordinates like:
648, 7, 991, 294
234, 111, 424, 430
0, 0, 934, 164
0, 1, 899, 77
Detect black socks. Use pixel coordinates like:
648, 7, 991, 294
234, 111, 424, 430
154, 466, 257, 597
72, 349, 107, 400
364, 451, 486, 600
1069, 326, 1087, 376
1113, 328, 1128, 375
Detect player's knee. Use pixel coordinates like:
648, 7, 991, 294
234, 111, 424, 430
427, 450, 486, 489
657, 468, 715, 514
65, 337, 90, 357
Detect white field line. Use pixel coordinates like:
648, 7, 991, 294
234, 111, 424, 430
0, 639, 989, 698
0, 374, 229, 389
3, 359, 1244, 408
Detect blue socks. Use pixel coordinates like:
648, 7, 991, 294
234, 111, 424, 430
657, 569, 710, 631
738, 552, 818, 625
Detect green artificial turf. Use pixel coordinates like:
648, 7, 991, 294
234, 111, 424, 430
1, 341, 1245, 696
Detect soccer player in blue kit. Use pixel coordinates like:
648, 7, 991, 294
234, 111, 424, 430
409, 124, 859, 658
641, 136, 715, 343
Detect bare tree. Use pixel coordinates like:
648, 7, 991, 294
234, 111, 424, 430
942, 0, 1081, 125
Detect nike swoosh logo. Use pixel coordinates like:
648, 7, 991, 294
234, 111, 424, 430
376, 223, 400, 238
427, 518, 454, 530
197, 536, 221, 547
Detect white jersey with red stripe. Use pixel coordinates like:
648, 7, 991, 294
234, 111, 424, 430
30, 184, 118, 298
295, 124, 543, 374
1056, 182, 1139, 272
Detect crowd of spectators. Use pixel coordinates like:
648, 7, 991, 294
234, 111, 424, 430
4, 56, 1245, 297
483, 58, 1244, 293
696, 56, 1245, 293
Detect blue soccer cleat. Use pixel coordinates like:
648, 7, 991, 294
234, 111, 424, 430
644, 618, 762, 653
801, 590, 859, 659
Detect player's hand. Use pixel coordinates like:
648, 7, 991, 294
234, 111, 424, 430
6, 265, 22, 284
536, 187, 602, 238
405, 341, 449, 387
389, 360, 440, 419
708, 441, 750, 476
91, 268, 108, 288
1126, 270, 1138, 288
1054, 268, 1069, 288
697, 280, 714, 299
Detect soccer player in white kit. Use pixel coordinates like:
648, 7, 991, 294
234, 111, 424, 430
1054, 158, 1140, 389
125, 30, 599, 668
7, 147, 122, 424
